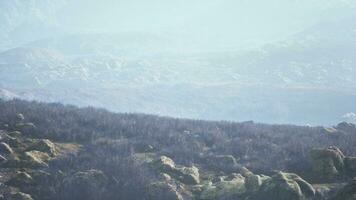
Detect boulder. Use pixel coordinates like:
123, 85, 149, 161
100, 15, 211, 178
22, 151, 50, 168
331, 179, 356, 200
153, 156, 200, 185
16, 113, 25, 122
251, 172, 315, 200
0, 142, 14, 154
245, 173, 269, 193
5, 192, 33, 200
28, 139, 57, 156
60, 169, 108, 200
146, 182, 183, 200
200, 174, 246, 200
310, 146, 345, 180
177, 166, 200, 185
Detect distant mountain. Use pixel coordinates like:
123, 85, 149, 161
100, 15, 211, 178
1, 13, 356, 125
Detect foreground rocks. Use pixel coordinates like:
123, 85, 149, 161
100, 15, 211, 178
152, 156, 200, 185
199, 173, 246, 200
310, 146, 345, 180
251, 172, 315, 200
311, 146, 356, 180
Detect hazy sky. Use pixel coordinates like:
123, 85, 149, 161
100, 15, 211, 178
1, 0, 356, 49
56, 0, 356, 44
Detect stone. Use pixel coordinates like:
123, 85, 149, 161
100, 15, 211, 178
16, 113, 25, 121
28, 139, 57, 156
146, 182, 183, 200
152, 156, 200, 185
24, 151, 50, 168
310, 146, 345, 180
251, 172, 315, 200
200, 174, 246, 200
245, 173, 264, 193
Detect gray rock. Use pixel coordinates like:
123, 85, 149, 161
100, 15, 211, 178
310, 146, 345, 180
251, 172, 315, 200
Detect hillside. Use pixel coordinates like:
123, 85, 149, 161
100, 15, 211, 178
0, 99, 355, 200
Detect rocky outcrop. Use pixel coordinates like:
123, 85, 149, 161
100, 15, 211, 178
311, 146, 356, 180
245, 173, 269, 193
251, 172, 315, 200
152, 156, 200, 185
60, 169, 108, 200
27, 139, 57, 156
23, 151, 50, 168
146, 182, 183, 200
310, 146, 345, 180
199, 173, 246, 200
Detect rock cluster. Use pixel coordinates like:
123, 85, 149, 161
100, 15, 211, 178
153, 156, 200, 185
310, 146, 356, 180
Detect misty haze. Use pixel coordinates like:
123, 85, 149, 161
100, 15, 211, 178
0, 1, 356, 200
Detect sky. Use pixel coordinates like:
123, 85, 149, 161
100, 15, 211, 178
2, 0, 356, 49
54, 0, 356, 46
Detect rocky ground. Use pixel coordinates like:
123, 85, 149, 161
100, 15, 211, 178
0, 101, 355, 200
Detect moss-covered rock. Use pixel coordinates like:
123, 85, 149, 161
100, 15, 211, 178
146, 182, 183, 200
251, 172, 315, 200
310, 146, 345, 180
152, 156, 200, 185
199, 174, 246, 200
